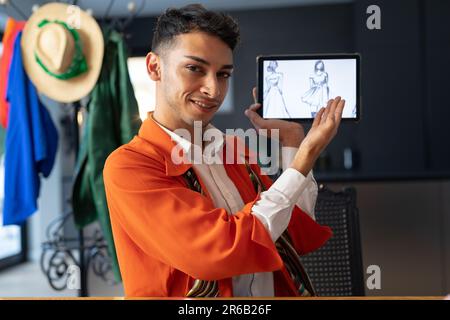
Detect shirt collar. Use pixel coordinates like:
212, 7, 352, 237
138, 112, 230, 177
153, 115, 226, 163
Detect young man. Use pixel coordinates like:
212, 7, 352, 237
104, 4, 345, 297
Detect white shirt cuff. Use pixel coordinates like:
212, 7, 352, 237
270, 168, 311, 203
251, 168, 310, 241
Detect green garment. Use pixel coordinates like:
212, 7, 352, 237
72, 29, 142, 282
0, 125, 5, 155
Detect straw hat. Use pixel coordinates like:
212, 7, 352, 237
21, 2, 104, 103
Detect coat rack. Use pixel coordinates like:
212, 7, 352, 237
40, 101, 115, 297
6, 0, 145, 297
0, 0, 144, 297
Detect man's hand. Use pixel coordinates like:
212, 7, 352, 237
291, 97, 346, 176
244, 87, 305, 147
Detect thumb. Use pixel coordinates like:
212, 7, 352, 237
245, 107, 264, 129
249, 103, 262, 112
252, 87, 258, 104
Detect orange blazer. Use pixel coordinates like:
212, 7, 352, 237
103, 113, 332, 297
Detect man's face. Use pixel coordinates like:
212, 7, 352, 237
150, 31, 233, 129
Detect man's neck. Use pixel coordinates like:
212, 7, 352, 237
152, 109, 193, 138
152, 110, 211, 151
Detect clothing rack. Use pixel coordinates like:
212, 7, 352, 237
73, 101, 87, 297
2, 0, 143, 297
35, 0, 144, 297
40, 101, 114, 297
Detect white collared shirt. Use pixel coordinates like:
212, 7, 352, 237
155, 121, 318, 297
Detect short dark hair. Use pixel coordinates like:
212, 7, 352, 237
151, 4, 240, 53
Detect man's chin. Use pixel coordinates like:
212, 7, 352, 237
186, 106, 218, 124
185, 115, 214, 128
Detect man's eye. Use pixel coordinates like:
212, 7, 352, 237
186, 65, 202, 73
218, 72, 232, 79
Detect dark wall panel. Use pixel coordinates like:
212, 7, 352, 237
425, 0, 450, 171
353, 0, 425, 176
123, 1, 450, 180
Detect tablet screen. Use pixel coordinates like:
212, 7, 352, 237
258, 55, 359, 120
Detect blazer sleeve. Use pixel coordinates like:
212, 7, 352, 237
103, 148, 284, 281
251, 163, 333, 256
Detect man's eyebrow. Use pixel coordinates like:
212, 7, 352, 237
184, 55, 233, 69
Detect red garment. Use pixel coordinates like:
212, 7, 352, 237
104, 113, 333, 297
0, 18, 26, 128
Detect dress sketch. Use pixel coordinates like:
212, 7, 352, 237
301, 60, 329, 117
263, 61, 291, 118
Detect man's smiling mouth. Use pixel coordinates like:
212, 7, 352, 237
190, 99, 218, 110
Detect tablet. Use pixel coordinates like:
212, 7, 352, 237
257, 54, 360, 121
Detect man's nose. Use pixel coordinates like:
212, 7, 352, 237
200, 75, 221, 98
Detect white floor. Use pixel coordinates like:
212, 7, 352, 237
0, 261, 124, 297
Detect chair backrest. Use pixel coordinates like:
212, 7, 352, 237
301, 184, 365, 296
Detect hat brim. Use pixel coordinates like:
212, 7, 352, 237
21, 3, 104, 103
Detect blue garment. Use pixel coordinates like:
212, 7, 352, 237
3, 32, 58, 226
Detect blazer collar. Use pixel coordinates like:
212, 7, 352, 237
138, 112, 256, 177
138, 112, 193, 176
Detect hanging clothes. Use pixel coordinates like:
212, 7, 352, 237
0, 91, 6, 224
0, 18, 26, 128
3, 32, 58, 226
72, 29, 142, 282
0, 128, 5, 224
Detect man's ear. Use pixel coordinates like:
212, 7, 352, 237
146, 52, 161, 81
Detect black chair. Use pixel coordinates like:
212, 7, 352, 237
301, 184, 365, 296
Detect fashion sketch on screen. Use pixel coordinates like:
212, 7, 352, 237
263, 61, 291, 118
301, 60, 330, 118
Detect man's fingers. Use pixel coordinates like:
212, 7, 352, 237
320, 99, 334, 124
252, 87, 258, 104
312, 107, 325, 128
328, 96, 341, 121
244, 107, 263, 129
249, 103, 261, 112
334, 99, 345, 127
246, 88, 263, 129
